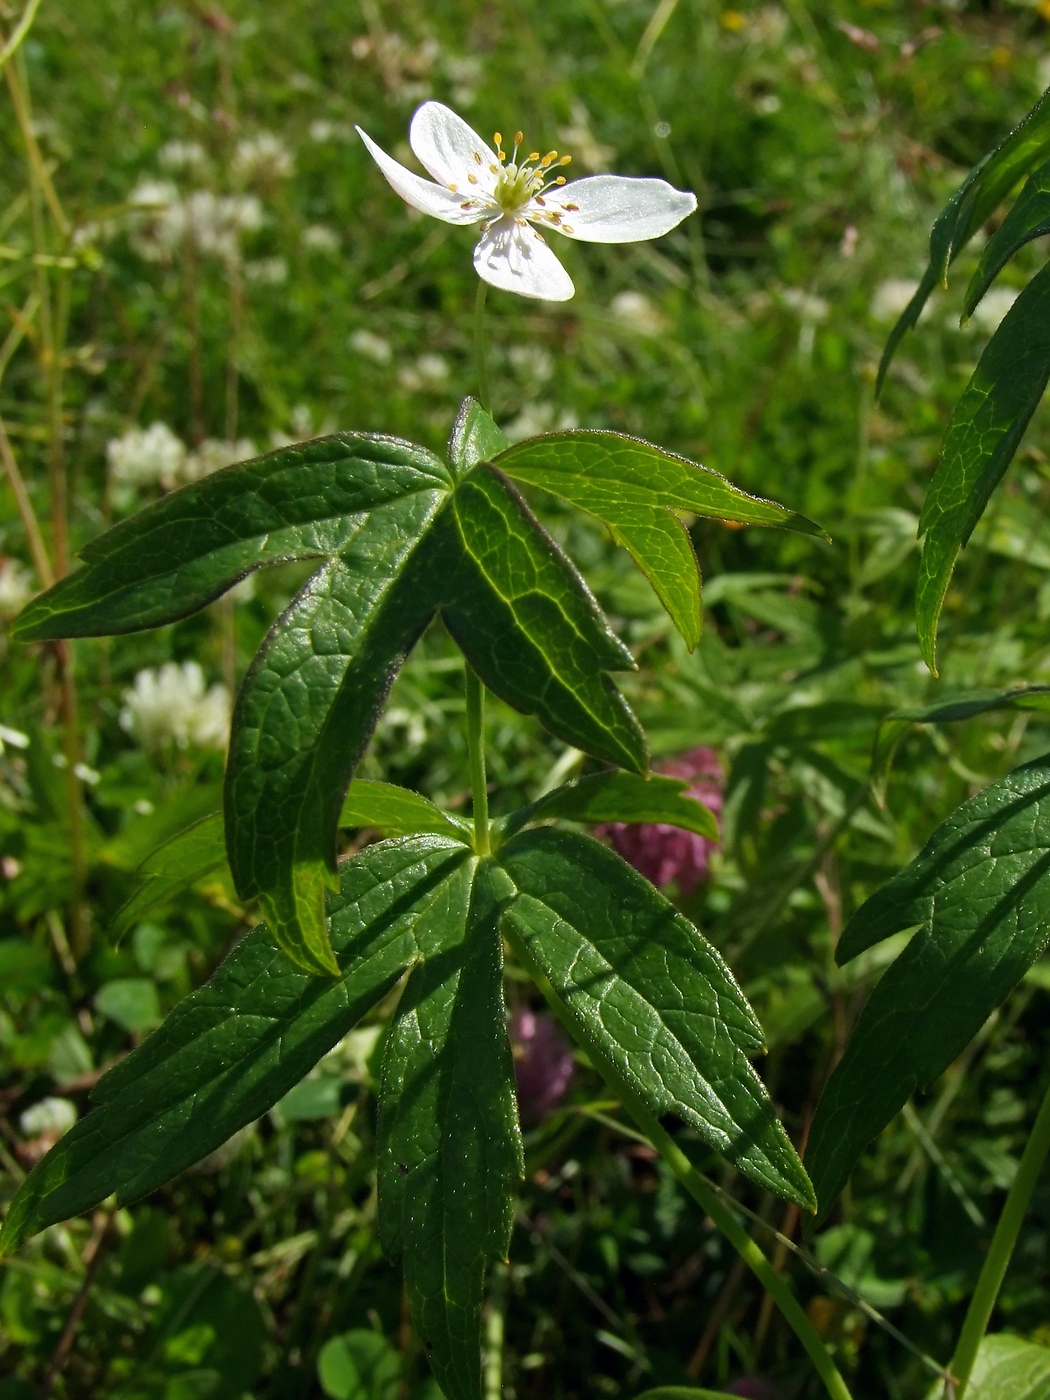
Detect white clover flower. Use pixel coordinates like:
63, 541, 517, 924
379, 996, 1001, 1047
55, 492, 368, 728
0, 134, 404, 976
349, 328, 393, 364
157, 140, 209, 174
301, 223, 341, 253
0, 559, 34, 620
356, 102, 697, 301
609, 289, 665, 336
0, 723, 29, 754
232, 131, 294, 183
107, 422, 188, 490
120, 661, 230, 750
244, 256, 288, 285
182, 437, 256, 483
20, 1097, 77, 1138
503, 403, 579, 444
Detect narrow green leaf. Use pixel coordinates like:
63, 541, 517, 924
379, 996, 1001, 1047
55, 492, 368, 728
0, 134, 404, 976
496, 771, 718, 843
806, 755, 1050, 1219
952, 1335, 1050, 1400
226, 493, 442, 976
634, 1389, 741, 1400
916, 264, 1050, 673
497, 828, 814, 1209
494, 431, 826, 532
340, 780, 471, 842
378, 859, 522, 1400
449, 397, 509, 476
13, 434, 450, 641
607, 508, 702, 650
965, 155, 1050, 317
871, 686, 1050, 806
421, 465, 648, 774
0, 837, 470, 1255
878, 85, 1050, 392
111, 812, 227, 941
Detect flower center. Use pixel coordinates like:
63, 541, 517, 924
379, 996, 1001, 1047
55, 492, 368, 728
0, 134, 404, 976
489, 131, 571, 216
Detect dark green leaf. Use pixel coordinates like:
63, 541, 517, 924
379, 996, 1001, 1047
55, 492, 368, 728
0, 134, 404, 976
497, 828, 814, 1208
871, 686, 1050, 806
0, 837, 469, 1254
378, 859, 522, 1400
965, 155, 1050, 317
13, 434, 450, 641
806, 755, 1050, 1219
111, 813, 227, 941
448, 397, 509, 476
339, 780, 472, 842
878, 86, 1050, 392
421, 465, 647, 774
318, 1329, 402, 1400
496, 771, 718, 843
633, 1389, 741, 1400
916, 264, 1050, 673
962, 1335, 1050, 1400
493, 433, 823, 647
226, 493, 442, 975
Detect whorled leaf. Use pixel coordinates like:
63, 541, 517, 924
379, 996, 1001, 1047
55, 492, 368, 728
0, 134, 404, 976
496, 770, 718, 843
420, 464, 647, 773
878, 85, 1050, 393
916, 264, 1050, 673
493, 431, 825, 650
340, 779, 472, 841
497, 827, 814, 1208
806, 754, 1050, 1219
378, 859, 522, 1400
0, 837, 470, 1255
12, 434, 451, 640
226, 493, 444, 974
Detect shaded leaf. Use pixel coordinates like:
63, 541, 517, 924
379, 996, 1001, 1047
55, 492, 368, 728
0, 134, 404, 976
422, 465, 647, 774
807, 755, 1050, 1219
871, 686, 1050, 806
318, 1330, 402, 1400
634, 1390, 741, 1400
916, 264, 1050, 673
340, 780, 471, 842
226, 493, 442, 975
13, 434, 450, 640
965, 155, 1050, 317
497, 771, 718, 843
878, 86, 1050, 392
378, 859, 522, 1400
111, 813, 226, 941
0, 837, 469, 1254
497, 828, 814, 1208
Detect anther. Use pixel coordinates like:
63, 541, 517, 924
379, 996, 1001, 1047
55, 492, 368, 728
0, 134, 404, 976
468, 173, 478, 185
515, 130, 524, 145
473, 151, 483, 164
564, 203, 579, 212
494, 132, 502, 146
559, 155, 572, 165
554, 176, 566, 185
448, 183, 458, 191
562, 223, 574, 233
529, 152, 540, 162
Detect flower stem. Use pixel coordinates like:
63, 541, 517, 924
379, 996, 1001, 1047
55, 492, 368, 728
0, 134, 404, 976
948, 1075, 1050, 1398
474, 279, 492, 414
464, 663, 490, 855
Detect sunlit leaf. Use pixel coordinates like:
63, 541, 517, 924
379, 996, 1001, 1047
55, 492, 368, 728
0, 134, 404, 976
497, 770, 718, 842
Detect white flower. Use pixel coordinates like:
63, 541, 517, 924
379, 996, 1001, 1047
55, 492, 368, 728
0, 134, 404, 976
356, 102, 697, 301
609, 289, 665, 336
182, 437, 256, 483
0, 723, 29, 753
120, 661, 230, 750
397, 352, 450, 393
244, 256, 288, 285
301, 223, 341, 253
20, 1097, 77, 1138
232, 132, 294, 183
503, 403, 579, 444
349, 328, 393, 364
158, 140, 209, 174
0, 560, 34, 620
107, 422, 187, 490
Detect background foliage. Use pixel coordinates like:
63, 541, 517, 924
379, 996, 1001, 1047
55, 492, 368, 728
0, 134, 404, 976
2, 1, 1050, 1397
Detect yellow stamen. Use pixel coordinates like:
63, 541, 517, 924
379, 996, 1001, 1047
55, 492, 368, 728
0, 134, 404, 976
494, 132, 502, 146
473, 151, 483, 164
515, 130, 524, 145
554, 176, 566, 185
559, 155, 572, 165
468, 173, 478, 185
529, 152, 540, 162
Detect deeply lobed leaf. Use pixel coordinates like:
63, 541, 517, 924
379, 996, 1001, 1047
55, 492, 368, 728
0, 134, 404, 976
807, 754, 1050, 1218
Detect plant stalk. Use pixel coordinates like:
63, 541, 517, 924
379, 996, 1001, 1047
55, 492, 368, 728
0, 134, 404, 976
464, 664, 490, 855
474, 279, 491, 414
948, 1075, 1050, 1397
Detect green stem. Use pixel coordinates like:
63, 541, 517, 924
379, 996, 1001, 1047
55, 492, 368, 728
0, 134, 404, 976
474, 279, 491, 414
465, 664, 490, 855
639, 1115, 854, 1400
949, 1076, 1050, 1397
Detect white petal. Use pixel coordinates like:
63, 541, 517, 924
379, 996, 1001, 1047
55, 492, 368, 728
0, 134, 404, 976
409, 101, 499, 196
539, 175, 697, 243
473, 219, 575, 301
356, 126, 487, 225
